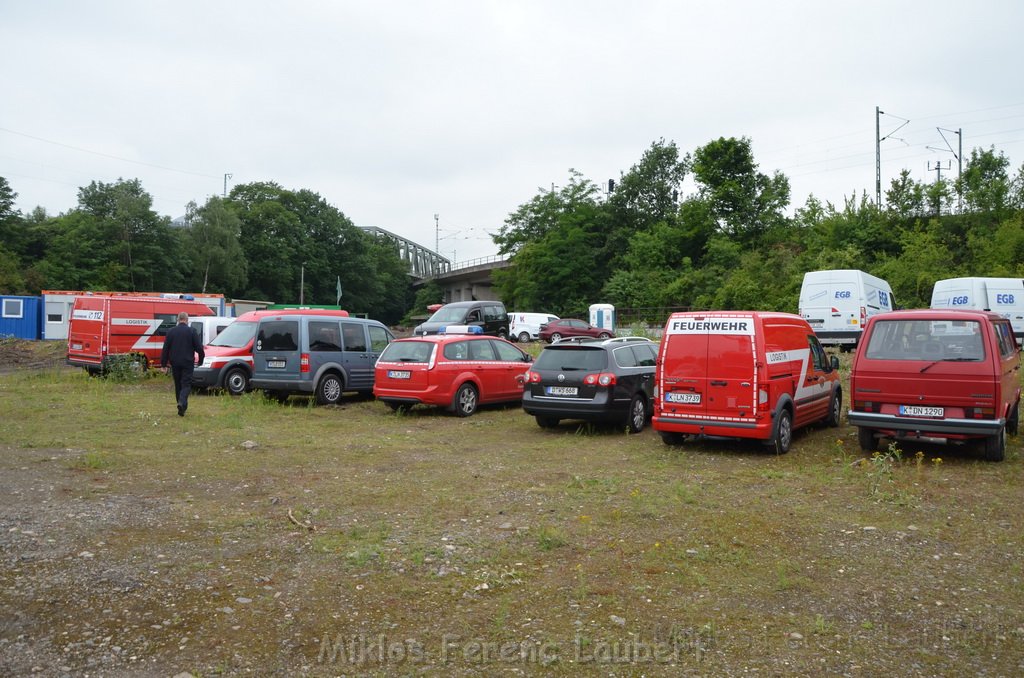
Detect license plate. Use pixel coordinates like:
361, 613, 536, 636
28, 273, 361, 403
899, 405, 944, 417
807, 319, 823, 326
666, 392, 701, 404
267, 359, 286, 369
545, 386, 578, 396
71, 343, 82, 350
388, 370, 411, 379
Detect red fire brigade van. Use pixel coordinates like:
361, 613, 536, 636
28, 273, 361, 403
66, 295, 213, 374
653, 311, 842, 453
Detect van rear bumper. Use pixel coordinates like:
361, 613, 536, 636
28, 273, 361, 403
250, 378, 314, 394
847, 410, 1004, 437
652, 415, 767, 439
812, 330, 861, 345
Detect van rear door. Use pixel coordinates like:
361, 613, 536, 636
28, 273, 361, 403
704, 325, 758, 419
660, 315, 757, 418
253, 319, 301, 377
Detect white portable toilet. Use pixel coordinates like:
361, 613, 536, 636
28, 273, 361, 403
589, 303, 615, 333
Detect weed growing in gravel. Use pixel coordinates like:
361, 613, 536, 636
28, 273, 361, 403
73, 450, 114, 470
535, 523, 567, 551
867, 441, 903, 499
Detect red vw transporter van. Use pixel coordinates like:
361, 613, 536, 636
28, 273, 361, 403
848, 309, 1020, 461
653, 311, 841, 453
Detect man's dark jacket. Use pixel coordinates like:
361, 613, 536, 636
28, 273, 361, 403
161, 323, 205, 368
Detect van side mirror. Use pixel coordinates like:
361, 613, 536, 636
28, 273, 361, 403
830, 355, 840, 371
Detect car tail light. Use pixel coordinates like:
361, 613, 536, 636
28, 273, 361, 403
527, 371, 542, 383
859, 306, 866, 327
300, 353, 310, 373
965, 407, 995, 419
584, 372, 616, 386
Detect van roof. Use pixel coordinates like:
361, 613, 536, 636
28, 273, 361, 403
236, 308, 349, 321
870, 308, 1004, 322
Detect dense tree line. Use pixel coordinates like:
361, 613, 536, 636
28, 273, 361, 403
2, 138, 1022, 325
0, 179, 413, 324
493, 138, 1024, 318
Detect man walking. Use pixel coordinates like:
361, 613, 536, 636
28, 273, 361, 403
161, 311, 205, 417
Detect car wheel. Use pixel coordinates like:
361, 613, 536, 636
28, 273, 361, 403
518, 331, 531, 343
535, 416, 559, 428
598, 332, 611, 339
660, 432, 686, 446
857, 426, 876, 452
498, 329, 508, 340
452, 382, 478, 417
982, 427, 1006, 462
626, 394, 646, 433
224, 367, 248, 396
767, 408, 792, 454
826, 391, 842, 427
549, 332, 562, 343
315, 373, 344, 406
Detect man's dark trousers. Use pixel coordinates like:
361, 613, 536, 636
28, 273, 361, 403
172, 364, 195, 414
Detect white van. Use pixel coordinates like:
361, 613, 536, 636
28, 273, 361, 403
798, 270, 895, 349
190, 315, 235, 345
931, 277, 1024, 344
508, 312, 560, 343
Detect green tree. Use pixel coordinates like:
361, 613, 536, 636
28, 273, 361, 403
959, 147, 1011, 215
182, 197, 247, 294
0, 176, 25, 293
227, 182, 409, 321
39, 179, 183, 291
690, 136, 790, 244
885, 170, 926, 219
493, 173, 608, 312
874, 224, 958, 308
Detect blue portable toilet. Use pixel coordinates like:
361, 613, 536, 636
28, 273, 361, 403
589, 303, 615, 333
0, 295, 43, 339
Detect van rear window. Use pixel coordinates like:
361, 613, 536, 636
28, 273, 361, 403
257, 321, 298, 352
864, 319, 985, 361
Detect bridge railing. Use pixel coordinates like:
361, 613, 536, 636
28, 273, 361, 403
448, 254, 507, 272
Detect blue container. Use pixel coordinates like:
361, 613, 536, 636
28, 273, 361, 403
0, 296, 43, 339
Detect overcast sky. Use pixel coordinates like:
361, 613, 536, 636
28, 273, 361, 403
2, 1, 1022, 264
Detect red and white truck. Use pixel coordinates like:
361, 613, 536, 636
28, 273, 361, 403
653, 311, 842, 453
66, 295, 214, 374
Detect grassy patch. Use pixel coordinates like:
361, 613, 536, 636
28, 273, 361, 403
0, 361, 1022, 675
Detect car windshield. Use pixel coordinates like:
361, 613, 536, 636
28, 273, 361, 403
379, 341, 434, 363
534, 347, 608, 371
864, 319, 985, 361
209, 320, 256, 348
427, 306, 468, 323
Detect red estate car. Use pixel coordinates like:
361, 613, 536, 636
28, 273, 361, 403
539, 318, 612, 343
373, 326, 533, 416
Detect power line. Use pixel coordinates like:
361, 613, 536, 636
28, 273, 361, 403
0, 126, 220, 179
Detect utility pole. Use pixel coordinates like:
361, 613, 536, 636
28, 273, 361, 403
223, 173, 233, 198
927, 160, 952, 216
934, 127, 963, 212
875, 107, 909, 207
434, 213, 439, 254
